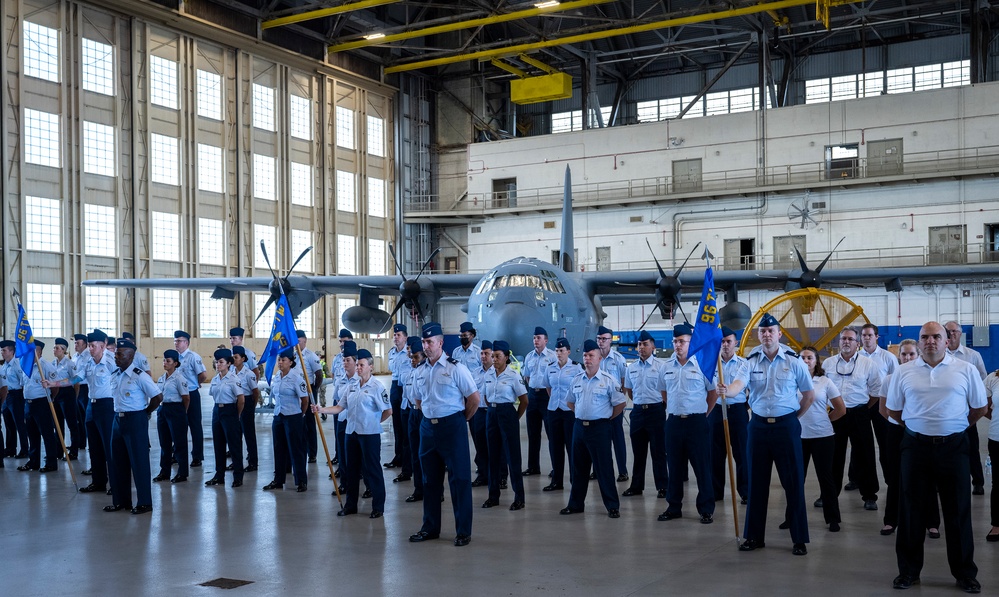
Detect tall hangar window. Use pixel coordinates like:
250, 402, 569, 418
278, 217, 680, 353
336, 106, 355, 149
296, 306, 314, 338
152, 212, 181, 261
150, 133, 179, 185
82, 38, 114, 96
291, 229, 313, 272
25, 196, 61, 252
83, 121, 115, 177
84, 204, 117, 257
289, 94, 312, 140
336, 170, 356, 212
149, 55, 178, 109
253, 154, 276, 200
197, 69, 223, 120
367, 177, 386, 218
24, 109, 60, 168
367, 115, 385, 157
337, 234, 356, 274
254, 225, 277, 268
368, 238, 386, 275
23, 21, 60, 82
290, 162, 312, 206
85, 287, 117, 335
198, 218, 225, 265
253, 83, 275, 131
27, 283, 62, 336
153, 290, 181, 337
199, 291, 225, 338
254, 294, 275, 337
198, 143, 224, 193
336, 297, 357, 334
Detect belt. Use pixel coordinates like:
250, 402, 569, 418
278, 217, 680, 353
91, 397, 112, 403
117, 410, 145, 417
848, 404, 868, 411
428, 412, 462, 424
904, 428, 964, 444
760, 412, 795, 424
580, 418, 608, 426
636, 403, 664, 410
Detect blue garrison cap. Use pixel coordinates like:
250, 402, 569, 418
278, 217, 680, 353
229, 327, 245, 337
583, 339, 600, 353
459, 322, 475, 333
597, 326, 613, 336
342, 341, 357, 358
393, 323, 408, 335
533, 327, 548, 337
117, 339, 136, 350
0, 340, 15, 349
721, 326, 737, 338
407, 337, 423, 353
73, 333, 87, 342
673, 323, 693, 337
107, 337, 116, 345
493, 340, 510, 353
174, 330, 190, 340
121, 332, 135, 340
638, 330, 655, 343
55, 337, 69, 347
356, 349, 373, 360
232, 346, 246, 357
759, 313, 780, 328
480, 340, 493, 351
213, 348, 232, 360
34, 339, 45, 349
296, 330, 307, 339
88, 330, 108, 343
279, 347, 296, 360
422, 322, 443, 338
164, 349, 180, 361
555, 338, 570, 350
338, 328, 353, 339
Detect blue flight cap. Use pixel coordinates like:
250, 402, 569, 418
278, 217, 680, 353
721, 326, 737, 338
480, 340, 493, 350
164, 349, 180, 361
597, 325, 613, 336
533, 326, 548, 337
73, 333, 87, 342
279, 347, 296, 360
0, 340, 15, 349
492, 340, 510, 353
393, 323, 408, 335
117, 339, 137, 350
407, 337, 423, 353
121, 332, 135, 340
229, 327, 245, 337
422, 322, 443, 338
213, 348, 232, 360
55, 337, 69, 347
88, 330, 108, 343
296, 330, 307, 339
555, 338, 570, 350
759, 313, 780, 328
338, 328, 353, 339
459, 322, 475, 333
174, 330, 190, 340
107, 337, 116, 345
583, 339, 600, 353
673, 323, 693, 337
342, 341, 357, 358
638, 330, 655, 343
232, 346, 246, 357
356, 349, 373, 360
34, 339, 45, 349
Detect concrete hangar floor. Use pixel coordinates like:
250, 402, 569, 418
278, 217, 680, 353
2, 381, 995, 596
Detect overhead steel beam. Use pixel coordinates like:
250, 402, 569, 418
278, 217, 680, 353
262, 0, 401, 30
676, 38, 753, 118
328, 0, 614, 53
384, 0, 865, 74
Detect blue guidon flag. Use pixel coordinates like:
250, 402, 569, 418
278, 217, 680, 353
687, 266, 723, 382
14, 304, 38, 378
258, 294, 299, 383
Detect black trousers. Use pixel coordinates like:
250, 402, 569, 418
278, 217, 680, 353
832, 404, 879, 502
990, 440, 999, 527
968, 424, 984, 489
157, 403, 189, 478
800, 435, 840, 525
896, 430, 977, 581
344, 432, 385, 512
883, 423, 941, 530
567, 418, 619, 512
272, 412, 307, 487
211, 404, 243, 483
75, 384, 89, 449
188, 388, 204, 462
389, 381, 408, 466
709, 402, 749, 500
468, 408, 489, 481
303, 384, 320, 459
407, 408, 424, 496
548, 408, 574, 486
26, 397, 61, 469
525, 387, 550, 471
86, 399, 115, 491
240, 397, 258, 467
629, 403, 668, 492
4, 390, 28, 455
57, 387, 80, 457
665, 414, 714, 516
745, 413, 809, 544
399, 406, 412, 476
486, 404, 525, 502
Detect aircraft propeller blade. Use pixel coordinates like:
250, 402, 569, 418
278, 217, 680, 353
379, 299, 409, 333
259, 241, 280, 282
289, 246, 313, 273
645, 239, 668, 280
637, 301, 663, 332
415, 247, 441, 280
252, 295, 277, 327
388, 243, 407, 281
793, 245, 809, 272
815, 237, 846, 273
673, 241, 703, 279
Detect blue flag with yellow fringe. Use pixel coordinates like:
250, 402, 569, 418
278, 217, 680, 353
257, 294, 299, 384
14, 304, 37, 378
687, 266, 723, 382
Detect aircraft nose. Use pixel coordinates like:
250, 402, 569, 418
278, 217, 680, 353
488, 303, 547, 357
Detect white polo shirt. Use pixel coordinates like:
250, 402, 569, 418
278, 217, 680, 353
886, 354, 987, 436
798, 376, 841, 439
823, 352, 881, 408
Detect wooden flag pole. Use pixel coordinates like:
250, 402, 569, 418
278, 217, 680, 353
718, 346, 740, 540
296, 344, 341, 506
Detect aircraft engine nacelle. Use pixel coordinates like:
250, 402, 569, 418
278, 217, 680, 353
719, 300, 752, 331
342, 306, 394, 335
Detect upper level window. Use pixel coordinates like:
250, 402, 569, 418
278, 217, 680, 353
197, 69, 222, 120
253, 84, 275, 131
150, 55, 178, 109
24, 22, 60, 82
82, 38, 114, 95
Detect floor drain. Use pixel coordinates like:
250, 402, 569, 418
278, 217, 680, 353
199, 578, 254, 589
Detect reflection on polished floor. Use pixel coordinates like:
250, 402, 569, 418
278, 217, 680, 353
1, 399, 996, 597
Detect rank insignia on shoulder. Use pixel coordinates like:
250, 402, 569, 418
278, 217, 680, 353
784, 349, 798, 357
447, 357, 459, 365
133, 367, 143, 374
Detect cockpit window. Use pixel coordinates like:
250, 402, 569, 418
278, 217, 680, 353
474, 270, 566, 295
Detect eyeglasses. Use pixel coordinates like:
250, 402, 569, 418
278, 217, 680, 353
597, 336, 612, 341
945, 329, 962, 336
835, 358, 857, 377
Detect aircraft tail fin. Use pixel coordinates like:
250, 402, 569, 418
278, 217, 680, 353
560, 165, 574, 272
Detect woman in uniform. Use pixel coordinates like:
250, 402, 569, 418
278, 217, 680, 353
482, 340, 528, 511
545, 337, 582, 492
232, 346, 260, 472
263, 348, 309, 492
154, 349, 189, 483
205, 348, 245, 488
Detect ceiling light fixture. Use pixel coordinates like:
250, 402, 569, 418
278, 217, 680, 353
363, 33, 386, 40
535, 1, 561, 9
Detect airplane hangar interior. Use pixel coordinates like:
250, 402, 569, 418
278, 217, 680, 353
2, 0, 999, 594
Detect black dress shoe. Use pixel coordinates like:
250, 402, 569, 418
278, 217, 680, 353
103, 504, 127, 512
39, 465, 57, 473
542, 483, 563, 492
225, 464, 234, 471
153, 473, 169, 482
16, 464, 38, 471
337, 508, 357, 517
383, 462, 398, 469
814, 498, 824, 508
509, 501, 525, 511
405, 494, 423, 502
972, 486, 985, 496
739, 539, 764, 551
131, 505, 153, 515
106, 489, 113, 495
792, 543, 807, 556
844, 481, 858, 491
471, 478, 487, 487
171, 476, 187, 483
296, 484, 307, 493
657, 511, 682, 521
700, 514, 713, 524
409, 530, 439, 542
779, 520, 791, 530
986, 531, 999, 543
880, 525, 896, 536
80, 483, 106, 493
864, 500, 879, 511
14, 452, 27, 458
362, 489, 372, 499
589, 472, 597, 480
245, 464, 258, 472
607, 509, 620, 519
956, 578, 981, 594
559, 507, 583, 515
263, 482, 283, 490
331, 457, 338, 465
927, 528, 941, 539
190, 460, 202, 467
454, 534, 471, 547
481, 499, 499, 508
308, 457, 317, 464
658, 489, 667, 499
522, 468, 541, 476
830, 522, 841, 532
622, 488, 643, 497
740, 497, 748, 505
369, 511, 383, 519
892, 575, 919, 590
500, 479, 508, 489
617, 474, 629, 482
338, 485, 346, 494
393, 474, 412, 483
204, 478, 224, 486
231, 480, 243, 488
81, 468, 93, 475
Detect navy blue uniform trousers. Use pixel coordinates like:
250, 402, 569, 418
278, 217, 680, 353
708, 402, 749, 500
86, 398, 116, 492
745, 413, 809, 544
486, 404, 525, 502
303, 384, 320, 460
568, 418, 619, 512
548, 408, 574, 486
56, 387, 80, 458
344, 432, 386, 512
25, 397, 61, 469
272, 412, 307, 486
407, 408, 424, 497
419, 411, 472, 537
156, 403, 189, 478
389, 381, 408, 466
188, 388, 204, 462
629, 403, 668, 492
75, 384, 89, 449
525, 387, 550, 471
240, 397, 258, 467
111, 411, 152, 508
468, 408, 488, 481
3, 390, 28, 455
211, 404, 243, 483
665, 414, 714, 516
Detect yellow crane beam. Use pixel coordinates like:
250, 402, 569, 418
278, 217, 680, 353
384, 0, 863, 74
262, 0, 401, 30
328, 0, 613, 53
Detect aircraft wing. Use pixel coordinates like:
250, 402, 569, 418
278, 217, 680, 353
83, 273, 484, 295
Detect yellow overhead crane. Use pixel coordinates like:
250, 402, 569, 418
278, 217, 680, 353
262, 0, 401, 30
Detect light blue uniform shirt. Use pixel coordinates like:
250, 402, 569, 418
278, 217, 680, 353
24, 360, 56, 400
388, 345, 409, 381
73, 350, 90, 386
330, 353, 346, 384
2, 359, 27, 390
237, 346, 258, 370
235, 364, 258, 394
451, 344, 482, 371
112, 366, 160, 412
342, 377, 390, 435
271, 369, 308, 417
132, 350, 150, 373
399, 361, 414, 408
301, 348, 322, 386
546, 360, 582, 411
404, 361, 428, 409
484, 367, 527, 405
472, 365, 493, 407
720, 355, 749, 404
661, 356, 714, 415
625, 356, 666, 405
157, 372, 188, 404
524, 347, 556, 389
178, 349, 206, 392
333, 373, 359, 421
53, 355, 76, 382
419, 357, 477, 419
599, 349, 627, 385
84, 352, 118, 399
209, 370, 244, 405
741, 345, 814, 417
568, 369, 626, 420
